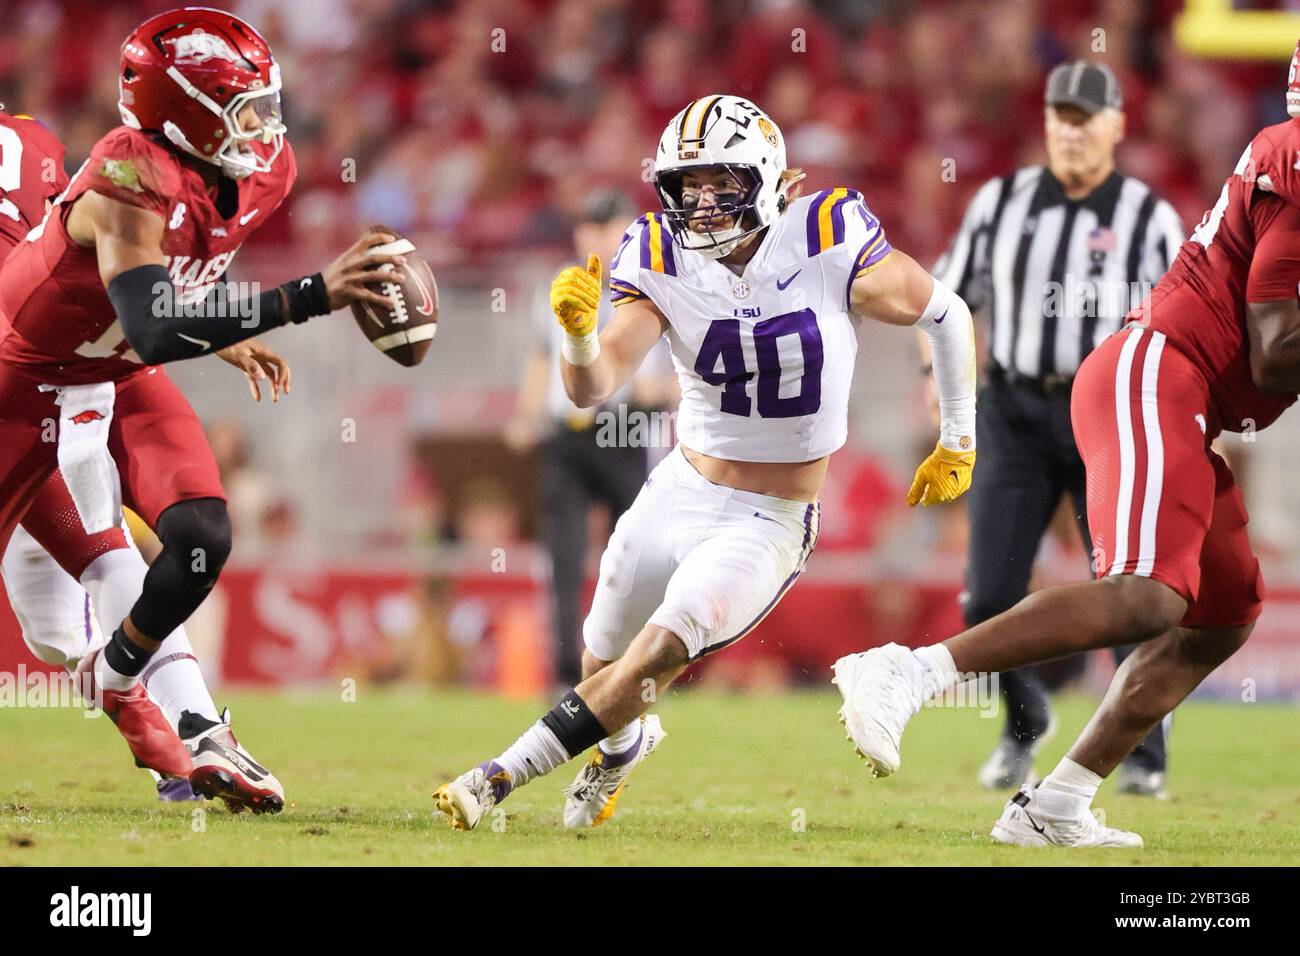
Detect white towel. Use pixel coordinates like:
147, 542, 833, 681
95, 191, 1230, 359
42, 382, 122, 534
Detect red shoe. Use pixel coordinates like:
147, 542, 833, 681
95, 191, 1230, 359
77, 649, 193, 779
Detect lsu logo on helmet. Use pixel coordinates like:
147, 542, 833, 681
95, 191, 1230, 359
652, 94, 789, 259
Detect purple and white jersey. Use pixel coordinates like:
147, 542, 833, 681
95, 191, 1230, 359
608, 188, 892, 463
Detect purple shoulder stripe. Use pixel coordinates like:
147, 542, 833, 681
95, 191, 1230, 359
636, 214, 653, 271
656, 214, 678, 277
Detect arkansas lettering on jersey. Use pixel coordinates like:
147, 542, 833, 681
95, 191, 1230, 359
0, 125, 296, 384
609, 188, 892, 463
0, 112, 69, 253
1137, 119, 1300, 433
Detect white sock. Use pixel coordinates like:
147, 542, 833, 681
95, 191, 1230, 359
1040, 757, 1102, 807
92, 644, 136, 692
494, 721, 573, 788
914, 643, 959, 700
80, 547, 146, 640
598, 718, 641, 756
141, 625, 219, 730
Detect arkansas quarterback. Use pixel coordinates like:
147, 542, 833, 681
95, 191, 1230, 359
0, 8, 402, 808
835, 45, 1300, 848
0, 107, 292, 808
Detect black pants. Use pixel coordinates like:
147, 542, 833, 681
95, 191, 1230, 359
540, 425, 649, 686
963, 372, 1167, 771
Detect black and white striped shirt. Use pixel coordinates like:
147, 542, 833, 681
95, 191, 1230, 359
935, 167, 1184, 379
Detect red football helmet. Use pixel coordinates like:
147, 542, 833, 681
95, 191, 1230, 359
118, 6, 285, 178
1288, 39, 1300, 119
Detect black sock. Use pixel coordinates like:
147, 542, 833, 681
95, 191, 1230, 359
540, 689, 610, 758
103, 626, 150, 678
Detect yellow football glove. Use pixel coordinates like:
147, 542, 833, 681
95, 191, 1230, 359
549, 253, 603, 336
907, 441, 976, 507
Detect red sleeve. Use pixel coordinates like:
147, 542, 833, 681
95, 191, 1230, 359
12, 116, 69, 199
1245, 193, 1300, 301
79, 128, 178, 217
0, 113, 67, 249
1250, 123, 1300, 210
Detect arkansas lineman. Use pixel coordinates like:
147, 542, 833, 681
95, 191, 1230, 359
835, 49, 1300, 848
0, 9, 403, 806
433, 94, 979, 830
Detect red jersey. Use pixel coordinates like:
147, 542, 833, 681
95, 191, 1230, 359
0, 112, 69, 254
1137, 119, 1300, 434
0, 126, 295, 384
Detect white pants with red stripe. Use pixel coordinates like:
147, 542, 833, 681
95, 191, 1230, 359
583, 445, 820, 662
1072, 326, 1262, 628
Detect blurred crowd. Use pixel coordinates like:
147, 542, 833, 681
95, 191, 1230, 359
7, 0, 1300, 690
6, 0, 1297, 564
1, 0, 1290, 274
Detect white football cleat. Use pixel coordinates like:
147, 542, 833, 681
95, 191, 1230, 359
832, 643, 927, 777
183, 708, 285, 814
562, 715, 665, 829
434, 765, 509, 831
991, 786, 1144, 849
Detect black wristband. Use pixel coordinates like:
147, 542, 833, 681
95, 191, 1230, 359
279, 273, 330, 324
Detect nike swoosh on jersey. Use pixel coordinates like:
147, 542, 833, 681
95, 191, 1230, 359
177, 332, 211, 350
239, 209, 260, 225
776, 269, 801, 290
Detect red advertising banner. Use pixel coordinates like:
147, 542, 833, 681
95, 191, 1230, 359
1, 566, 1297, 701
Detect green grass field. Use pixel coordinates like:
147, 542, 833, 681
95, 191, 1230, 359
1, 688, 1296, 866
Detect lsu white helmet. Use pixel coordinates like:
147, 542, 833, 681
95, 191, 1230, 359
653, 95, 788, 258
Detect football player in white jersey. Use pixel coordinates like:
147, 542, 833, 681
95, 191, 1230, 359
434, 94, 979, 830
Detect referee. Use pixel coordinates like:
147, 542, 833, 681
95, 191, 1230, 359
929, 61, 1185, 796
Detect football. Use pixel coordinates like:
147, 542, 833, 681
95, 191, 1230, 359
350, 230, 439, 367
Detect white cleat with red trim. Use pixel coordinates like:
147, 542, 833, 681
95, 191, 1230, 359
182, 708, 284, 814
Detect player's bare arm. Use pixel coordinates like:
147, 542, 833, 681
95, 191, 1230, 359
851, 249, 978, 506
1246, 299, 1300, 394
67, 189, 408, 365
552, 255, 668, 407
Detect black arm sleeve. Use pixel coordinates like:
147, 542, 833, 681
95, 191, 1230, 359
106, 264, 329, 365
